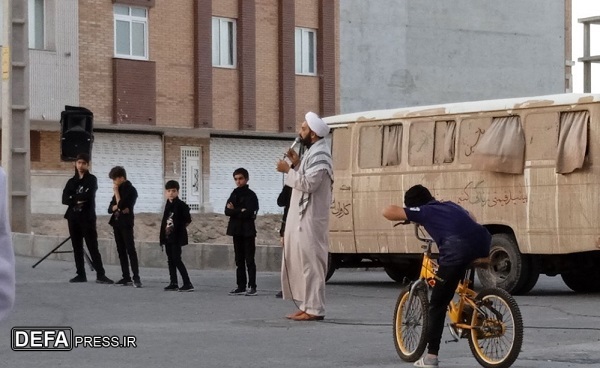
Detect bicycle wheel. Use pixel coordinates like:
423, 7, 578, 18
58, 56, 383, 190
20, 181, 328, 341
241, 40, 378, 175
393, 286, 429, 362
468, 288, 523, 368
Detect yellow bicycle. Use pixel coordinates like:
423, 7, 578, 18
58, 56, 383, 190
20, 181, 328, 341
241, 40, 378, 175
393, 224, 523, 368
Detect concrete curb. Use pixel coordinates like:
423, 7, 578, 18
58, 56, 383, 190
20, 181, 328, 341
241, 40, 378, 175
13, 233, 283, 272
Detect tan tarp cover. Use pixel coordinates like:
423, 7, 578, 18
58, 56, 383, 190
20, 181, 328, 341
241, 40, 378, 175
556, 111, 588, 174
471, 116, 525, 174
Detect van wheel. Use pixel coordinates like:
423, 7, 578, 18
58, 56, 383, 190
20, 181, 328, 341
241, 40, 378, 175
325, 253, 336, 282
476, 233, 529, 294
384, 262, 420, 283
561, 269, 600, 293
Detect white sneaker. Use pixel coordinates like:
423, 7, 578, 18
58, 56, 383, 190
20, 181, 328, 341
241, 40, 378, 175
414, 356, 438, 367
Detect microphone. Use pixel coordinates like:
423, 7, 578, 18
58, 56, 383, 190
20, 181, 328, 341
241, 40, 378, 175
290, 137, 302, 151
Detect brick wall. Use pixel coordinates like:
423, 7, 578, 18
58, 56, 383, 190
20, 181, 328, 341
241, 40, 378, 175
152, 0, 195, 128
295, 76, 321, 122
79, 0, 114, 124
31, 132, 77, 171
256, 0, 280, 132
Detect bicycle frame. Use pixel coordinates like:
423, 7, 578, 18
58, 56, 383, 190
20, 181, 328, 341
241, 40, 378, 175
410, 224, 484, 335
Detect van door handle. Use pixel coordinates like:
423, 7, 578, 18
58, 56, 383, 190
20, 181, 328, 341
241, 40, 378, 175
340, 185, 351, 191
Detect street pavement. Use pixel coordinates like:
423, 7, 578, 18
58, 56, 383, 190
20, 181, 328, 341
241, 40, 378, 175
1, 255, 599, 368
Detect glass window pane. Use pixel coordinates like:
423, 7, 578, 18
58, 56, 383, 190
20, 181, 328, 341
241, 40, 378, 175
308, 31, 315, 73
131, 7, 147, 18
131, 22, 145, 57
116, 20, 130, 55
212, 18, 220, 65
227, 21, 234, 66
295, 29, 302, 73
114, 5, 129, 16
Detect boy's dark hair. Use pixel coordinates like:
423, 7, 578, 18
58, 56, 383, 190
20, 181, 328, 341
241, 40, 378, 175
76, 153, 90, 163
165, 180, 180, 190
404, 185, 435, 207
108, 166, 127, 180
233, 168, 249, 180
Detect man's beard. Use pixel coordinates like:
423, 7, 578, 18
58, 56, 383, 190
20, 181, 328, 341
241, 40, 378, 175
300, 134, 312, 149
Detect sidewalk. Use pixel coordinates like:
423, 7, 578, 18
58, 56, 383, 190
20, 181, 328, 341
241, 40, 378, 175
12, 232, 283, 272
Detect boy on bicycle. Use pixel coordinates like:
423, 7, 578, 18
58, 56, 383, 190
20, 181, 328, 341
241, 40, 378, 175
383, 184, 491, 368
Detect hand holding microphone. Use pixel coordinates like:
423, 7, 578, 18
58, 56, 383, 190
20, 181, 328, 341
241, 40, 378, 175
277, 137, 301, 174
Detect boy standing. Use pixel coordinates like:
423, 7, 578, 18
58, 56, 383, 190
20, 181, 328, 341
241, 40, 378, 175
62, 153, 113, 284
108, 166, 141, 288
225, 168, 259, 296
160, 180, 194, 292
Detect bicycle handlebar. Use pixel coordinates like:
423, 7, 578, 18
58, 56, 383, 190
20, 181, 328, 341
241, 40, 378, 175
393, 220, 434, 243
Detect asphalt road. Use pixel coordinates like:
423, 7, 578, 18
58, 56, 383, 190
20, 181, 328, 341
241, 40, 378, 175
1, 256, 599, 368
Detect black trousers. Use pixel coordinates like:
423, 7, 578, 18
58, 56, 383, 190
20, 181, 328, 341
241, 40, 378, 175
165, 243, 190, 285
113, 225, 139, 280
427, 264, 468, 355
68, 219, 106, 278
233, 236, 256, 289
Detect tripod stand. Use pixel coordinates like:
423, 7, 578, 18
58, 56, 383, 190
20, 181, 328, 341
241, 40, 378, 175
32, 236, 94, 270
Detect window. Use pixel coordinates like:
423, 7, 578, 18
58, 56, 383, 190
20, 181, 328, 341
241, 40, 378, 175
331, 128, 350, 170
29, 0, 45, 49
114, 5, 148, 60
556, 111, 589, 174
359, 124, 402, 168
409, 121, 434, 166
434, 120, 456, 164
295, 27, 316, 75
212, 17, 236, 67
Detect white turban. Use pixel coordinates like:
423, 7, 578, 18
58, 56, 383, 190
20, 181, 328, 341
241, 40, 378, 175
305, 111, 330, 138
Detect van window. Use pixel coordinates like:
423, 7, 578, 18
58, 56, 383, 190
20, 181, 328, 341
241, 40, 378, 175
359, 124, 402, 168
409, 121, 434, 166
523, 112, 558, 161
434, 120, 456, 164
556, 110, 589, 174
331, 127, 350, 170
471, 115, 525, 174
458, 117, 492, 164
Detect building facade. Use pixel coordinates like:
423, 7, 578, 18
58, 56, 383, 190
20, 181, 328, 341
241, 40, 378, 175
339, 0, 571, 113
6, 0, 339, 215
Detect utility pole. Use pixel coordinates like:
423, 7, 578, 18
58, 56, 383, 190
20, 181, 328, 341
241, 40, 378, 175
2, 0, 30, 233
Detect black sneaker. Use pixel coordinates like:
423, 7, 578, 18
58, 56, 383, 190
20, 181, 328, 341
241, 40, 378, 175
275, 291, 283, 298
133, 279, 142, 288
228, 287, 246, 296
115, 278, 133, 286
69, 275, 87, 283
179, 284, 194, 292
96, 275, 114, 284
245, 287, 257, 296
164, 284, 179, 291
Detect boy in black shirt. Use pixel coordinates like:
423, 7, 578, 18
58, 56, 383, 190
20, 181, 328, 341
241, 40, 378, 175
225, 168, 259, 296
160, 180, 194, 292
62, 153, 113, 284
108, 166, 141, 288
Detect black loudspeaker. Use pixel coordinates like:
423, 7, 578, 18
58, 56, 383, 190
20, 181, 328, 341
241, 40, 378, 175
60, 106, 94, 161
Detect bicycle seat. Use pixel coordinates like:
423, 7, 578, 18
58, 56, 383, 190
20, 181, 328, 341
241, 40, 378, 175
470, 257, 490, 268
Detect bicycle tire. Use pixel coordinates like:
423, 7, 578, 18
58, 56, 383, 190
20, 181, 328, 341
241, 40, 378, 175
393, 286, 429, 362
468, 288, 523, 368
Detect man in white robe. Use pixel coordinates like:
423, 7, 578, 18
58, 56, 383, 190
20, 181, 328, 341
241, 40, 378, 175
276, 112, 333, 321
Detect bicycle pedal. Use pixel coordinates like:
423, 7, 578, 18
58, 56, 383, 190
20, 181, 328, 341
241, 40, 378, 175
444, 337, 459, 344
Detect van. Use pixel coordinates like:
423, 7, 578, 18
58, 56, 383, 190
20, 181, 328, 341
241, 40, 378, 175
323, 93, 600, 294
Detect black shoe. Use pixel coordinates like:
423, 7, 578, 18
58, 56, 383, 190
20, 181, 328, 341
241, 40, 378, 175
115, 278, 133, 286
179, 284, 194, 292
275, 291, 283, 298
245, 287, 257, 296
164, 284, 179, 291
133, 279, 142, 288
69, 275, 87, 283
96, 275, 114, 284
228, 287, 246, 296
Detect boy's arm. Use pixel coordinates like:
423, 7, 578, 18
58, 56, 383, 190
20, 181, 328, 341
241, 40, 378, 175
108, 196, 117, 214
62, 180, 74, 206
382, 205, 408, 222
118, 185, 138, 214
224, 194, 241, 217
238, 192, 259, 219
